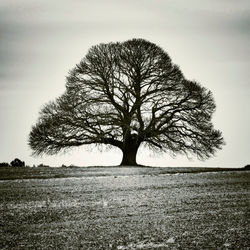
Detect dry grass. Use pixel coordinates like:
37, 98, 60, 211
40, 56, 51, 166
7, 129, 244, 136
0, 165, 244, 180
0, 168, 249, 249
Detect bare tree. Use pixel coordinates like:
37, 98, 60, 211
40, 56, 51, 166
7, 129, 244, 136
29, 39, 224, 166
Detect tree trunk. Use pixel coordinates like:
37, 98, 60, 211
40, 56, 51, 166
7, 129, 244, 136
120, 144, 139, 166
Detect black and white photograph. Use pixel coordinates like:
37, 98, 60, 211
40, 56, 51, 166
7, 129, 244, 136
0, 0, 249, 249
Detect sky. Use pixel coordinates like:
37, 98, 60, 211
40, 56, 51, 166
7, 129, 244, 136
0, 0, 249, 167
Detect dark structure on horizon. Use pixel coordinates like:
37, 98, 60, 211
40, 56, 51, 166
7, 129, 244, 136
29, 39, 224, 165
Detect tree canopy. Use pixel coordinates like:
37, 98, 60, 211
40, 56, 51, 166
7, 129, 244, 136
29, 38, 224, 165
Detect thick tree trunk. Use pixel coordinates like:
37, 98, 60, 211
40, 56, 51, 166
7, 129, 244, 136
120, 144, 139, 166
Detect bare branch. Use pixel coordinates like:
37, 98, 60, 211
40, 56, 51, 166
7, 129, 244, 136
29, 39, 225, 164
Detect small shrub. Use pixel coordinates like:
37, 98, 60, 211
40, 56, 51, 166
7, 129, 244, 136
0, 162, 10, 167
10, 158, 25, 167
61, 164, 77, 168
37, 163, 50, 168
244, 165, 250, 170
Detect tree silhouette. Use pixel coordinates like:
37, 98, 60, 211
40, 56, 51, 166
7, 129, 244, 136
10, 158, 25, 167
29, 39, 224, 166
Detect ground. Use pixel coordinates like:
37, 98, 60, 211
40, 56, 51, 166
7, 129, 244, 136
0, 167, 249, 249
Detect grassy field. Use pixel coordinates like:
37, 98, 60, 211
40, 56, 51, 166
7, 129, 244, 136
0, 167, 249, 249
0, 165, 246, 180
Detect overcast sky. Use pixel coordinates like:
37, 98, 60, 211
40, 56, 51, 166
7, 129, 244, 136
0, 0, 249, 167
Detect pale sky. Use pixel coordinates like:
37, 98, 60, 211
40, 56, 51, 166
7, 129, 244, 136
0, 0, 249, 167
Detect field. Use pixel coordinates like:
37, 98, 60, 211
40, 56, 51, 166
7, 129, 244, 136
0, 167, 249, 249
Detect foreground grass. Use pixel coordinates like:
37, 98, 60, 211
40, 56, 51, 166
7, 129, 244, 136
0, 169, 249, 249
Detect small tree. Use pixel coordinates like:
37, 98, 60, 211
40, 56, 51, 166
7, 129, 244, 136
29, 39, 224, 166
10, 158, 25, 167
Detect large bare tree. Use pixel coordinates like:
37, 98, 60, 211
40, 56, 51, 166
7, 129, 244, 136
29, 39, 224, 166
